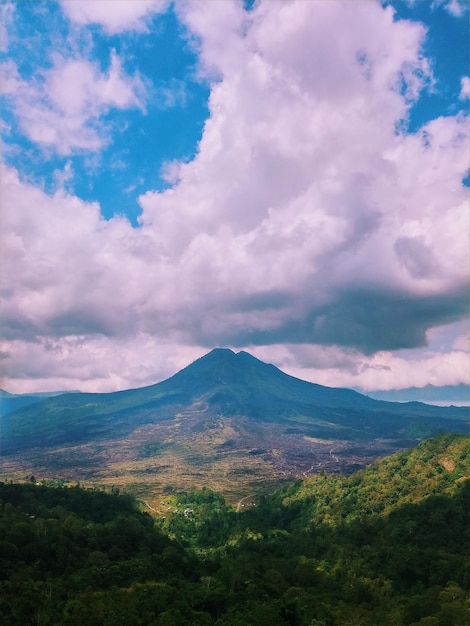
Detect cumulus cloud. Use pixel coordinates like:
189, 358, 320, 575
1, 1, 469, 393
2, 51, 146, 154
60, 0, 169, 34
137, 2, 467, 344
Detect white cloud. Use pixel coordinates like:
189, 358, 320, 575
460, 76, 470, 100
298, 348, 469, 392
2, 52, 146, 154
432, 0, 469, 17
1, 1, 469, 393
61, 0, 169, 34
249, 338, 469, 392
0, 334, 204, 394
0, 1, 15, 52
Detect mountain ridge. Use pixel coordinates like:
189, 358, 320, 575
364, 383, 470, 405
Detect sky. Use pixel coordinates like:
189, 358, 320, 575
1, 0, 469, 395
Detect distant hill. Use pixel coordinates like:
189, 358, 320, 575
0, 390, 42, 416
1, 349, 468, 501
365, 383, 469, 406
0, 389, 80, 416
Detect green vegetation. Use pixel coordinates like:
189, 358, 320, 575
1, 434, 469, 625
281, 432, 470, 522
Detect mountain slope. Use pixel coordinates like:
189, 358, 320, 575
279, 432, 470, 525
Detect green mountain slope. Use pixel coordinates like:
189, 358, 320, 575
279, 432, 470, 523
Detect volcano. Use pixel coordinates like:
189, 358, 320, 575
1, 349, 467, 499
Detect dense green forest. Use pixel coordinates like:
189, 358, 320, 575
1, 433, 469, 625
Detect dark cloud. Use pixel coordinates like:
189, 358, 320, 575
187, 283, 470, 354
1, 316, 41, 342
47, 311, 118, 338
232, 290, 293, 313
1, 305, 137, 342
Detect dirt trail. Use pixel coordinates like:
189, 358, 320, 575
142, 499, 158, 513
236, 495, 250, 512
329, 448, 339, 463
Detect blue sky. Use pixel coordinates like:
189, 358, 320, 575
386, 0, 469, 131
2, 1, 211, 223
1, 0, 469, 394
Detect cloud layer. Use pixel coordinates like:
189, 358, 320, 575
1, 1, 469, 393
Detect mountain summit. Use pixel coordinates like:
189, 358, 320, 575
1, 349, 467, 498
151, 348, 378, 412
159, 348, 277, 391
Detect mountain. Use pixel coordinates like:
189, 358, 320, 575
365, 383, 469, 406
1, 349, 468, 501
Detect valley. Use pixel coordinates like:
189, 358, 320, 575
0, 413, 413, 505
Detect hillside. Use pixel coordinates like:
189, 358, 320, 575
0, 434, 468, 626
1, 349, 467, 503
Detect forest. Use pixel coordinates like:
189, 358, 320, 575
0, 433, 468, 625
